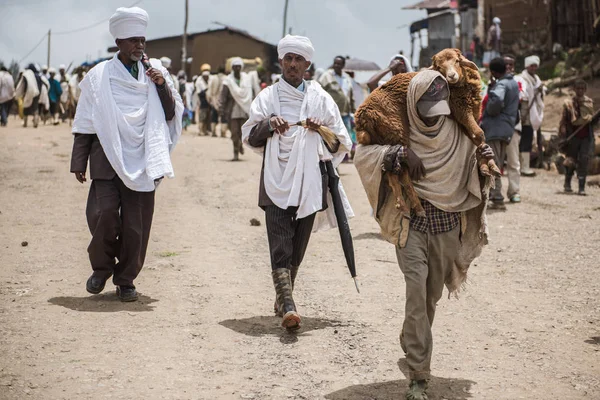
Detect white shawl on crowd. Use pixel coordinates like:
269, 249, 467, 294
521, 69, 544, 130
242, 78, 354, 231
15, 70, 40, 108
223, 72, 253, 114
72, 53, 183, 192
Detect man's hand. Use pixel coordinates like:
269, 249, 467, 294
305, 117, 322, 132
476, 144, 495, 161
269, 116, 289, 134
74, 172, 86, 184
404, 148, 426, 181
146, 68, 165, 86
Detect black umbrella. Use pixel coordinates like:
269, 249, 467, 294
323, 160, 359, 293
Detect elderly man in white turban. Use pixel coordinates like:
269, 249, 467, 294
242, 35, 353, 331
518, 55, 545, 176
219, 57, 254, 160
70, 7, 183, 302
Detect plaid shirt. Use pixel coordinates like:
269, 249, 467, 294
383, 145, 460, 235
410, 199, 460, 234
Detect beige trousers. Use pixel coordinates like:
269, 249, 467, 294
395, 225, 460, 380
506, 131, 521, 197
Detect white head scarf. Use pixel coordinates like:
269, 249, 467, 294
277, 35, 314, 62
231, 57, 244, 68
59, 64, 66, 70
493, 17, 501, 24
160, 57, 172, 68
109, 7, 149, 40
525, 55, 540, 68
390, 54, 414, 72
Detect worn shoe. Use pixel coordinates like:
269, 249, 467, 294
86, 274, 110, 294
274, 264, 300, 317
272, 268, 301, 331
406, 380, 429, 400
116, 286, 138, 302
509, 194, 521, 203
578, 177, 587, 196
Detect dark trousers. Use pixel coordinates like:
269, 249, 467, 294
86, 176, 155, 287
520, 125, 534, 152
566, 134, 592, 178
0, 100, 10, 126
265, 205, 316, 270
230, 118, 245, 156
488, 140, 508, 202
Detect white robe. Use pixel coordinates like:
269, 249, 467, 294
223, 72, 253, 114
72, 53, 183, 192
520, 70, 545, 130
242, 78, 354, 231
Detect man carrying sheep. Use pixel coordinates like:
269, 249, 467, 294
354, 71, 494, 400
242, 35, 352, 331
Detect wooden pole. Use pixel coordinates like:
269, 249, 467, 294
182, 0, 189, 75
47, 29, 51, 68
282, 0, 290, 38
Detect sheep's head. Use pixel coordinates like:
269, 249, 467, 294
431, 48, 478, 85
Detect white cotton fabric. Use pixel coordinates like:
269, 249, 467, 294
15, 70, 39, 108
223, 72, 253, 114
109, 7, 149, 40
39, 75, 50, 111
391, 54, 414, 72
160, 57, 172, 68
72, 53, 183, 192
230, 57, 244, 67
520, 69, 545, 130
0, 71, 15, 104
524, 55, 540, 68
242, 78, 354, 231
277, 35, 314, 62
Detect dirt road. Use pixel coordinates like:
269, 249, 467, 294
0, 121, 598, 400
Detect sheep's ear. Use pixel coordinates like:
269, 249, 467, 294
459, 58, 479, 71
431, 55, 438, 69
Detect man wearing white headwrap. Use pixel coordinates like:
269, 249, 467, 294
70, 6, 184, 302
219, 56, 254, 160
518, 55, 544, 176
487, 17, 502, 59
367, 53, 414, 92
242, 35, 353, 331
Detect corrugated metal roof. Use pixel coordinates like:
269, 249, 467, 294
403, 0, 456, 9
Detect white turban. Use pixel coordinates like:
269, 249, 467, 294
160, 56, 172, 68
277, 35, 314, 62
231, 57, 244, 68
59, 64, 66, 70
48, 67, 57, 74
493, 17, 501, 24
109, 7, 149, 40
525, 55, 540, 68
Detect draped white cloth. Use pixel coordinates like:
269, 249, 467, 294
15, 70, 39, 108
72, 53, 183, 192
242, 78, 354, 231
0, 71, 15, 104
222, 72, 253, 114
521, 69, 544, 130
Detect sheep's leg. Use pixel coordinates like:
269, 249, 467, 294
399, 172, 426, 217
386, 173, 410, 214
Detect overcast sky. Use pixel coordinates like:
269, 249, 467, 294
1, 0, 426, 71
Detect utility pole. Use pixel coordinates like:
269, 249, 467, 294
182, 0, 189, 75
282, 0, 289, 38
47, 29, 51, 67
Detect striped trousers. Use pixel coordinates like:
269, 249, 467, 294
265, 205, 316, 270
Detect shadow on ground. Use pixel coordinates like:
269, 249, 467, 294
48, 293, 158, 312
219, 315, 349, 344
326, 359, 476, 400
354, 232, 384, 241
585, 336, 600, 345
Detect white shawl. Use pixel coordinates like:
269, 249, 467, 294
72, 53, 183, 192
223, 72, 253, 114
521, 69, 544, 130
15, 70, 39, 108
242, 79, 354, 231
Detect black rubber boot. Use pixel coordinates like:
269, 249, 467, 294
564, 173, 573, 193
578, 176, 587, 196
274, 264, 299, 317
272, 268, 300, 330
